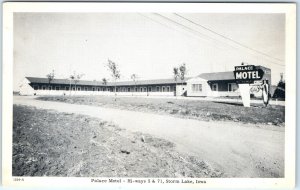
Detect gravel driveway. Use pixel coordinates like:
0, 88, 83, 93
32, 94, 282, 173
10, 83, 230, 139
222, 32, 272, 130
14, 96, 284, 177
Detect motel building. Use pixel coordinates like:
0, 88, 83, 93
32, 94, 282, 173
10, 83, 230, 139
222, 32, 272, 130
19, 65, 271, 98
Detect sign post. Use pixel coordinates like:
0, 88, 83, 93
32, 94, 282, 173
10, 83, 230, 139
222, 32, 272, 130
238, 84, 251, 107
234, 65, 264, 107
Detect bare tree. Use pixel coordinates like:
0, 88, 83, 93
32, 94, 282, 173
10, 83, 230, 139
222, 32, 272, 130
107, 59, 120, 100
74, 73, 84, 92
70, 71, 84, 93
46, 70, 55, 87
102, 78, 107, 91
179, 63, 187, 88
69, 73, 75, 93
173, 67, 179, 96
131, 74, 138, 95
102, 78, 107, 85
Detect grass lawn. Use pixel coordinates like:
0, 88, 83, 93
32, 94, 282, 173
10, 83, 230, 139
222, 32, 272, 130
37, 96, 285, 126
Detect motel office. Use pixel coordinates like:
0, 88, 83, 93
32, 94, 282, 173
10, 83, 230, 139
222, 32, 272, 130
19, 65, 271, 98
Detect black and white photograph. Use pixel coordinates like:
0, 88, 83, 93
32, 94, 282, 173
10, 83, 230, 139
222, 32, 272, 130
2, 2, 296, 188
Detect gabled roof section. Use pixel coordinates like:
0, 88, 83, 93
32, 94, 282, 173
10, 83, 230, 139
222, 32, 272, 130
197, 71, 235, 81
25, 77, 190, 86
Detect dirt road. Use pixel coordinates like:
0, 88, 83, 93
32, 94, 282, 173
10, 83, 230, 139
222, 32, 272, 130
14, 96, 284, 177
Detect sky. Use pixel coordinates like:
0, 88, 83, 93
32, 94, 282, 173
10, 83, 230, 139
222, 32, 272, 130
13, 13, 285, 90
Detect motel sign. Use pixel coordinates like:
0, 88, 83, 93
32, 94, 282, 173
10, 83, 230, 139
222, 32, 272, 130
234, 65, 264, 84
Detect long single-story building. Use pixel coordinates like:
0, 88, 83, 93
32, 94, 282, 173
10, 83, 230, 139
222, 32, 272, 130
19, 65, 271, 98
19, 77, 188, 96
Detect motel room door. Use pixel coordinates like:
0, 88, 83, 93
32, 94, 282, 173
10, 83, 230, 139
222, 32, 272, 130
211, 83, 218, 97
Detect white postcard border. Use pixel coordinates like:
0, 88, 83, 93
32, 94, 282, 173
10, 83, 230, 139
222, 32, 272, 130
2, 2, 296, 188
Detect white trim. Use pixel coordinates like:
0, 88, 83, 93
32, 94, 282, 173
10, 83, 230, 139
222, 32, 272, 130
156, 86, 160, 92
166, 86, 170, 92
212, 83, 218, 91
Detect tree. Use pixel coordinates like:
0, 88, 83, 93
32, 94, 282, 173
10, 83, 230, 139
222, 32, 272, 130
173, 67, 179, 96
179, 63, 187, 95
69, 73, 75, 93
107, 59, 120, 100
102, 78, 107, 85
70, 71, 84, 93
272, 73, 285, 99
102, 78, 107, 91
131, 74, 138, 95
46, 70, 55, 85
179, 63, 186, 82
74, 73, 84, 91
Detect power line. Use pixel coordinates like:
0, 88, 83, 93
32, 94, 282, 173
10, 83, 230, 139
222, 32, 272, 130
139, 13, 233, 53
174, 13, 285, 65
153, 13, 240, 52
140, 13, 284, 68
157, 13, 285, 67
154, 13, 269, 66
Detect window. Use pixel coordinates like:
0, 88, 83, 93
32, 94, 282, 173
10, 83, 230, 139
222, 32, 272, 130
144, 87, 147, 92
48, 86, 52, 90
192, 84, 202, 92
156, 86, 160, 92
65, 86, 70, 91
128, 88, 131, 92
97, 88, 100, 91
33, 85, 38, 90
84, 87, 88, 91
228, 84, 232, 92
148, 87, 152, 92
140, 87, 143, 92
135, 87, 138, 92
92, 87, 95, 91
72, 87, 75, 91
77, 87, 81, 91
162, 86, 166, 92
228, 83, 238, 92
55, 86, 60, 91
42, 86, 46, 90
212, 84, 218, 91
166, 86, 170, 92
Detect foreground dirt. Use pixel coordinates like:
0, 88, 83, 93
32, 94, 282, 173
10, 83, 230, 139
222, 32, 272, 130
37, 96, 285, 126
13, 105, 223, 177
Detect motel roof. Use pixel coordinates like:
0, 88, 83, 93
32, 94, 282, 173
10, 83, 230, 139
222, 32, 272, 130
26, 77, 189, 87
197, 71, 235, 81
108, 78, 189, 86
26, 77, 105, 86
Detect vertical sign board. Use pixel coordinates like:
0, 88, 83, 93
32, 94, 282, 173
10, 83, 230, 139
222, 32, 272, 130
233, 65, 264, 107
